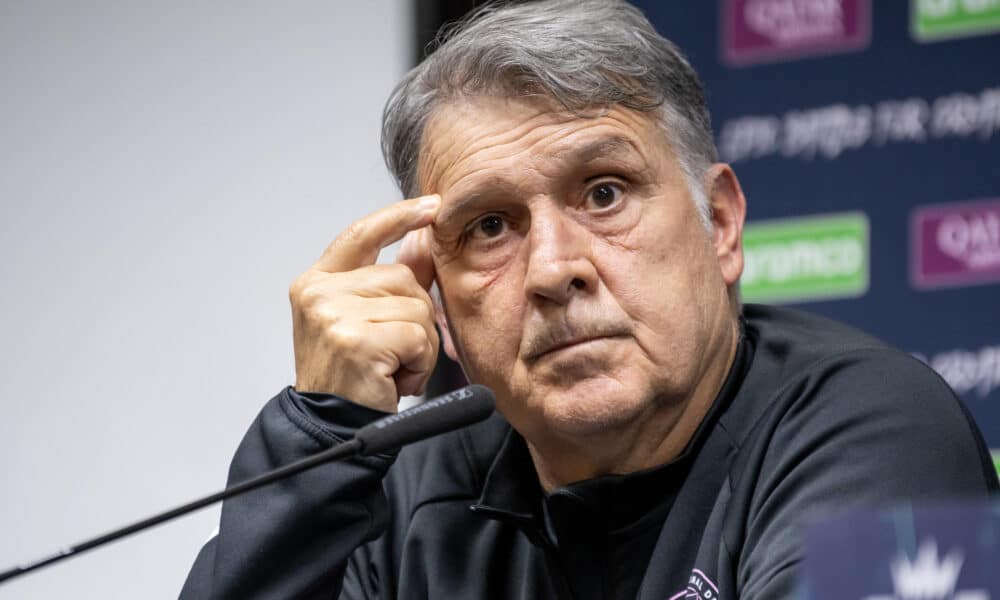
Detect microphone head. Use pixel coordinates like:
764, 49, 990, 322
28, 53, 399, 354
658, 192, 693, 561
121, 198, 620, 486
353, 385, 496, 455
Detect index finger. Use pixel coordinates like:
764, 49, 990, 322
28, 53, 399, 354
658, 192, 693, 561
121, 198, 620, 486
396, 226, 436, 291
313, 194, 441, 273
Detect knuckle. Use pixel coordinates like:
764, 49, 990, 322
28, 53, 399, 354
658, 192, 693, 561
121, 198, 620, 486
288, 275, 307, 301
409, 297, 432, 320
328, 322, 366, 352
296, 283, 325, 308
384, 262, 416, 284
408, 322, 430, 354
407, 320, 426, 341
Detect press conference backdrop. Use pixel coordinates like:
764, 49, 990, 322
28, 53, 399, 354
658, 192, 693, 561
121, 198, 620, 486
631, 0, 1000, 468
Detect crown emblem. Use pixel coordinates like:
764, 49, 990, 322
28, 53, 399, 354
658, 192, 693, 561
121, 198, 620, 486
890, 540, 963, 599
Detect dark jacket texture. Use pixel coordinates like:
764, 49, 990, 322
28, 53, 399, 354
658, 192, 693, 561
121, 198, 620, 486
181, 305, 999, 599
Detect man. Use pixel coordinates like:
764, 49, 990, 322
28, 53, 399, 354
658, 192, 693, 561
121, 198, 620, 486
182, 1, 998, 598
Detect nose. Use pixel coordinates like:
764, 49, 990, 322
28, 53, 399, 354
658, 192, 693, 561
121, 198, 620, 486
524, 204, 599, 305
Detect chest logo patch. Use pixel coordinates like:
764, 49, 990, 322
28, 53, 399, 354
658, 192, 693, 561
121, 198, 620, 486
669, 568, 721, 599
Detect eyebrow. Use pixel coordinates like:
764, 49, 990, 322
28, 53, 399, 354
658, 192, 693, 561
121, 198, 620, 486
435, 185, 509, 232
434, 135, 644, 229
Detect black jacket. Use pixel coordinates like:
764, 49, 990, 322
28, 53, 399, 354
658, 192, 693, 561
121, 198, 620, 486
181, 305, 999, 599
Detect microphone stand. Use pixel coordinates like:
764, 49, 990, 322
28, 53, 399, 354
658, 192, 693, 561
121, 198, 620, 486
0, 438, 362, 584
0, 383, 495, 585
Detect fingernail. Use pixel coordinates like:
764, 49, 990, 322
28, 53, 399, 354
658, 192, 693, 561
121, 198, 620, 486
417, 194, 441, 214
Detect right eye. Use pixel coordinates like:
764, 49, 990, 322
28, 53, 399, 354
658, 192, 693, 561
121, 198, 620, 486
469, 214, 508, 240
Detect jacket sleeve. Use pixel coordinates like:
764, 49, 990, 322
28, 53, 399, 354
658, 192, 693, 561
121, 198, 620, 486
735, 350, 1000, 599
180, 387, 395, 600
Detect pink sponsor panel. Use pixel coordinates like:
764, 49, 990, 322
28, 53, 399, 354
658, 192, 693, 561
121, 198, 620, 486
722, 0, 871, 66
911, 198, 1000, 289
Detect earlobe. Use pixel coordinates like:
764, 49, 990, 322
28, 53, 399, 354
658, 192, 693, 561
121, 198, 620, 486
706, 164, 747, 287
433, 287, 460, 362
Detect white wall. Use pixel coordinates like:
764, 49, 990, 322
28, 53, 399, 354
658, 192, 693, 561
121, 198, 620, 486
0, 1, 412, 597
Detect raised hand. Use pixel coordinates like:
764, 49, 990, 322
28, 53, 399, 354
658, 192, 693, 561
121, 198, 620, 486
289, 195, 441, 413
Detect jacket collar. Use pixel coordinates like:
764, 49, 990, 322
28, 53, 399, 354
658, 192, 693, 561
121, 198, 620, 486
469, 320, 752, 537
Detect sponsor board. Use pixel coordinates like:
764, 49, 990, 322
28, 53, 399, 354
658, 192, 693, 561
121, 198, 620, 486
804, 501, 999, 599
722, 0, 871, 65
913, 0, 1000, 41
913, 343, 1000, 398
740, 212, 869, 303
718, 85, 1000, 163
911, 198, 1000, 289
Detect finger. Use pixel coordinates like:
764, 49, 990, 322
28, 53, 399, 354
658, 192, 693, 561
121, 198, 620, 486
396, 226, 436, 291
394, 367, 428, 398
351, 295, 433, 326
319, 264, 435, 307
372, 321, 437, 381
314, 194, 441, 273
340, 295, 437, 348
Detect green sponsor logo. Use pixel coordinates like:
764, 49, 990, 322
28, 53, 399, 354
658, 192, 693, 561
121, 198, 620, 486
994, 451, 1000, 478
913, 0, 1000, 41
740, 212, 869, 304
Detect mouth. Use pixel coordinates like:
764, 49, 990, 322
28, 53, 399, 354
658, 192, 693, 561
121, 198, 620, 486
527, 334, 628, 362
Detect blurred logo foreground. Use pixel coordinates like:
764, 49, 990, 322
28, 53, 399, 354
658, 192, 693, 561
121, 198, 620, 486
802, 499, 999, 599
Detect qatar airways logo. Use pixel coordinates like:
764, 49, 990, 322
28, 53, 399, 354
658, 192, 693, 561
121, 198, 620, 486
911, 198, 1000, 288
723, 0, 870, 65
863, 540, 989, 600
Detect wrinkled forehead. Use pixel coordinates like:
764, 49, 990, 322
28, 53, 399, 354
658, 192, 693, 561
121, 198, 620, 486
415, 96, 672, 197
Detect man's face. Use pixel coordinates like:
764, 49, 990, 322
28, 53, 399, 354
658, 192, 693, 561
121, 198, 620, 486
419, 96, 741, 442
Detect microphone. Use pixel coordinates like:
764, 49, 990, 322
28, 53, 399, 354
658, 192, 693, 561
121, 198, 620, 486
0, 384, 495, 585
355, 384, 494, 454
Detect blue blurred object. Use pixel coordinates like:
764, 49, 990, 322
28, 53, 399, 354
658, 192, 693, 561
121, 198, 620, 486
801, 499, 1000, 599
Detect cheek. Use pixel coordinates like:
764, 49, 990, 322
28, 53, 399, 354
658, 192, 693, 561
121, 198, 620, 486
441, 268, 524, 374
600, 207, 719, 351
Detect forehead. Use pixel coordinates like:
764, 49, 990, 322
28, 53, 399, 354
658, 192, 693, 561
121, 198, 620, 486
416, 96, 672, 196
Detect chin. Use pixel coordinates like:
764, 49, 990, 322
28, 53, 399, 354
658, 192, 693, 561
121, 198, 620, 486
534, 377, 652, 438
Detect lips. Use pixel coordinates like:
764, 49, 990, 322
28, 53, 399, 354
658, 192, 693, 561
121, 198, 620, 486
523, 324, 631, 362
540, 336, 608, 356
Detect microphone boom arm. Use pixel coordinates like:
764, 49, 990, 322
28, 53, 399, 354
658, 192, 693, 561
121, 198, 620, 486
0, 384, 494, 585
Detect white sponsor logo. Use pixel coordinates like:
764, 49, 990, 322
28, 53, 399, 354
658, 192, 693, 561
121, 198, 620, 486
864, 539, 989, 600
743, 237, 864, 284
719, 86, 1000, 163
936, 212, 1000, 269
744, 0, 845, 44
914, 344, 1000, 398
782, 104, 872, 159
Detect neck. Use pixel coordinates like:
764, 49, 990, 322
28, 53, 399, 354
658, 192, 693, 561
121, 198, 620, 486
526, 318, 740, 493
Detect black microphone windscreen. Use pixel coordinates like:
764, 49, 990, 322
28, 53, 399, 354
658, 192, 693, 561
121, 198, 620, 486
353, 385, 495, 455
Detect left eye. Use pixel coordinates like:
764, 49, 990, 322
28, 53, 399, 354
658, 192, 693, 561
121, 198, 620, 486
467, 213, 510, 240
585, 182, 623, 210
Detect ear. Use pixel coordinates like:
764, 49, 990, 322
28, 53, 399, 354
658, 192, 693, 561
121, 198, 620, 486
705, 164, 746, 288
432, 285, 460, 362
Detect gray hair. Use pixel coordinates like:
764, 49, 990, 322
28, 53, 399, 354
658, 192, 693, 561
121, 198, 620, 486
381, 0, 718, 226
